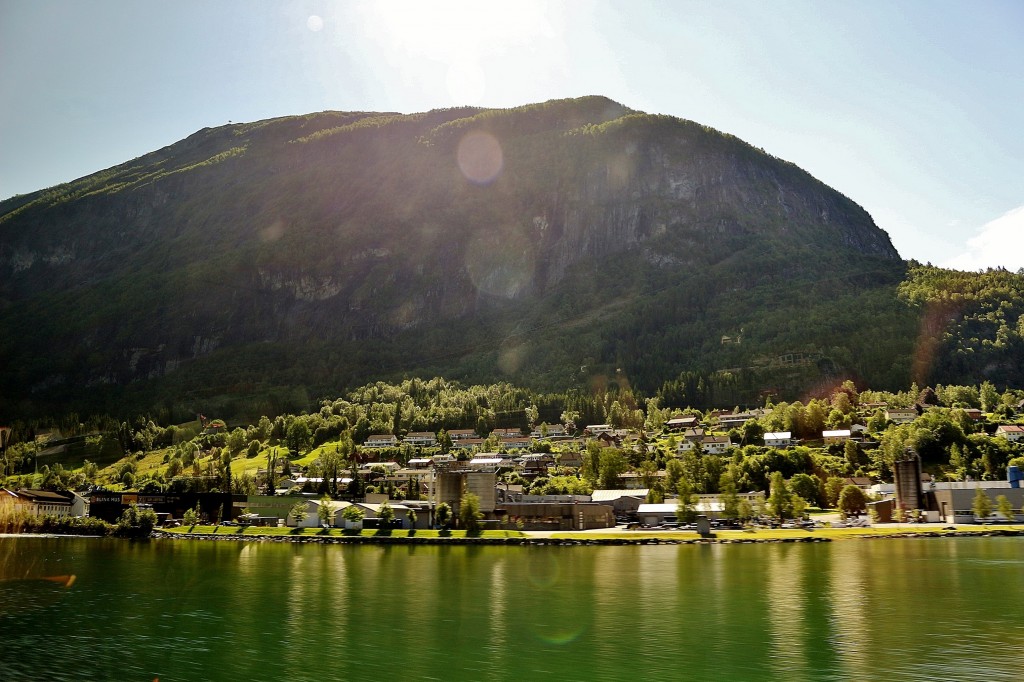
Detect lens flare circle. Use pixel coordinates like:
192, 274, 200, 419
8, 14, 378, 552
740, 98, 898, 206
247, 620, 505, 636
307, 15, 324, 32
457, 131, 503, 185
260, 220, 285, 243
464, 225, 535, 299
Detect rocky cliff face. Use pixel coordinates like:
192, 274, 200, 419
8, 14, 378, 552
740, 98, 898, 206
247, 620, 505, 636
0, 97, 904, 414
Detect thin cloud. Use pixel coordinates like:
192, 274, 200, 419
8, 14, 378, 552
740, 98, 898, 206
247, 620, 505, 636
943, 206, 1024, 271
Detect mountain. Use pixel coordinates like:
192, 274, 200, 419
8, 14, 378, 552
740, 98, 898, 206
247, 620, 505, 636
1, 96, 922, 419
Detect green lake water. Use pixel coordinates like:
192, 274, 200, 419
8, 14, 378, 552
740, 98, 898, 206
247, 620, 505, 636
1, 536, 1023, 681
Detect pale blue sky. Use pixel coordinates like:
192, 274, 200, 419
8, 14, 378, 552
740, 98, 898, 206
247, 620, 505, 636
2, 0, 1022, 269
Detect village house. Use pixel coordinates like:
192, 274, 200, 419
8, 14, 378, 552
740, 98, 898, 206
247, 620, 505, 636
618, 470, 667, 490
763, 432, 794, 448
201, 420, 227, 436
555, 448, 584, 468
718, 412, 759, 429
0, 488, 89, 517
287, 498, 352, 528
845, 476, 875, 491
530, 423, 567, 439
677, 435, 731, 455
283, 475, 353, 491
448, 429, 477, 440
451, 438, 486, 451
364, 434, 398, 448
585, 424, 614, 436
679, 427, 706, 442
358, 461, 400, 479
403, 431, 437, 447
823, 429, 852, 444
519, 453, 554, 475
590, 489, 646, 518
665, 416, 700, 431
468, 454, 508, 472
385, 467, 429, 486
996, 425, 1024, 442
885, 408, 917, 424
500, 501, 615, 530
499, 437, 532, 451
636, 493, 763, 525
355, 498, 416, 529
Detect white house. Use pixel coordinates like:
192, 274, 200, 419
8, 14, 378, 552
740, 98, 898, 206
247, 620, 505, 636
357, 461, 400, 480
403, 431, 437, 447
719, 412, 759, 428
353, 500, 416, 529
677, 435, 731, 455
885, 408, 917, 424
285, 476, 353, 490
452, 438, 485, 450
764, 432, 793, 448
822, 429, 852, 443
996, 425, 1024, 442
287, 498, 352, 528
0, 488, 88, 517
531, 423, 567, 439
469, 456, 505, 472
364, 434, 398, 448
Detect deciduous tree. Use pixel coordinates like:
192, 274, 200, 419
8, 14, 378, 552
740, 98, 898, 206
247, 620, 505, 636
317, 494, 333, 527
290, 500, 308, 525
459, 492, 483, 533
378, 500, 395, 527
972, 487, 992, 521
676, 478, 697, 523
838, 485, 866, 519
598, 448, 628, 489
719, 472, 740, 520
996, 494, 1015, 522
767, 471, 793, 520
435, 502, 452, 529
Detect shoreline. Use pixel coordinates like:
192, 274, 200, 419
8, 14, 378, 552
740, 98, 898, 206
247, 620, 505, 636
7, 527, 1024, 546
149, 526, 1024, 546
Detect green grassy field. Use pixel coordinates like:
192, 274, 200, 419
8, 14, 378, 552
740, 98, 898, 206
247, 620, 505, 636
162, 525, 527, 539
549, 525, 1024, 541
158, 524, 1024, 543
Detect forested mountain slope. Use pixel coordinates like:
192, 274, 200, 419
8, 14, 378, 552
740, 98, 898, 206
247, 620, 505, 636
0, 96, 1003, 420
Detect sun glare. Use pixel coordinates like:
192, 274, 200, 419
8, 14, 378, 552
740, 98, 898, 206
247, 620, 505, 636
357, 0, 562, 105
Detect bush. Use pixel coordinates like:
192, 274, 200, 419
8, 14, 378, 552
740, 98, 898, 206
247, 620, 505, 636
114, 503, 158, 537
0, 506, 113, 536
